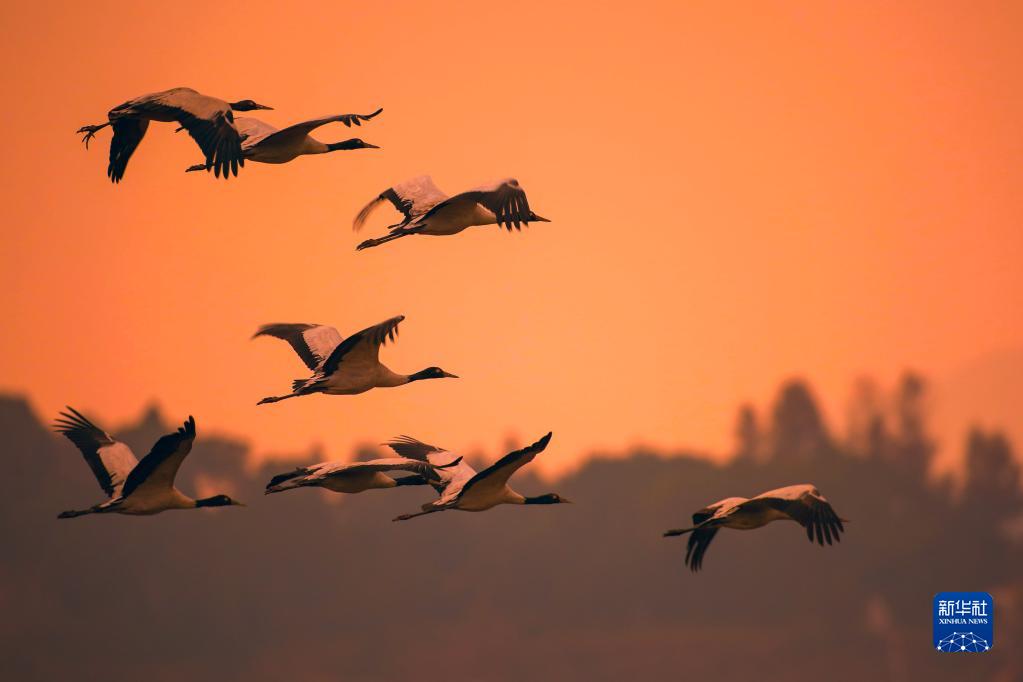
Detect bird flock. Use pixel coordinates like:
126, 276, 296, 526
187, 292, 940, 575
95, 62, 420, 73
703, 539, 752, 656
62, 86, 848, 573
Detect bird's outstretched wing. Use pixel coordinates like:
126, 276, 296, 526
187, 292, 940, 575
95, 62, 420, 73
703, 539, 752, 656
179, 110, 244, 179
252, 323, 344, 371
267, 455, 462, 491
353, 176, 449, 232
321, 315, 404, 376
428, 178, 534, 231
685, 527, 720, 572
385, 436, 478, 495
383, 435, 447, 461
691, 506, 718, 526
128, 88, 244, 179
54, 407, 138, 497
753, 484, 846, 546
682, 503, 733, 571
102, 87, 244, 180
259, 109, 383, 147
456, 432, 553, 501
234, 116, 280, 145
663, 499, 743, 571
324, 456, 460, 481
107, 119, 150, 183
120, 416, 197, 498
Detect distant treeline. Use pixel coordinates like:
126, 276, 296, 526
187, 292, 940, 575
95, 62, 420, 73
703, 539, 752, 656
0, 376, 1019, 682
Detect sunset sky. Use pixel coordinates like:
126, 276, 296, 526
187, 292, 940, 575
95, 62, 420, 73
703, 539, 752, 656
1, 1, 1020, 475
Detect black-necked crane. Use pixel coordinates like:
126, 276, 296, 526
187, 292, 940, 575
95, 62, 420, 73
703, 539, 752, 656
184, 109, 381, 172
264, 454, 462, 495
353, 176, 550, 250
663, 484, 848, 572
77, 87, 272, 182
391, 432, 571, 521
252, 316, 457, 405
54, 407, 244, 518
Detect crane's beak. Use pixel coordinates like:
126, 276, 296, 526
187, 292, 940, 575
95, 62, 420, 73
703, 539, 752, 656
362, 142, 380, 149
441, 371, 459, 379
561, 497, 573, 504
532, 214, 551, 223
254, 104, 274, 110
233, 500, 248, 507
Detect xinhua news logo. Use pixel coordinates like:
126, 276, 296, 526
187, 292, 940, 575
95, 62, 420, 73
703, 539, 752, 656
933, 592, 993, 652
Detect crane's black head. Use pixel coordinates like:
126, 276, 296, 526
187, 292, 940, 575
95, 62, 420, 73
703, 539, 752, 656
528, 211, 551, 223
408, 367, 459, 382
327, 138, 380, 151
230, 100, 273, 111
524, 493, 572, 505
195, 494, 246, 508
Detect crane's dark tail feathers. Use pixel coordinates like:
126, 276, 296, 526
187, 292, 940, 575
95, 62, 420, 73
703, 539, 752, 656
663, 527, 696, 537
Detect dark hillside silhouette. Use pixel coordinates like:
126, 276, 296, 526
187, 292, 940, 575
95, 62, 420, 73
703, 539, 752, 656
0, 375, 1020, 681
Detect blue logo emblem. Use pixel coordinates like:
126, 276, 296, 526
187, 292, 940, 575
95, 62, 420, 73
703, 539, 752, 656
933, 592, 993, 652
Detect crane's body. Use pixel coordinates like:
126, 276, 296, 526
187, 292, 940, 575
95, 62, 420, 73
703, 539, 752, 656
389, 432, 570, 521
265, 455, 462, 495
315, 364, 409, 395
77, 87, 272, 182
184, 110, 381, 171
54, 409, 244, 518
252, 317, 456, 405
353, 176, 550, 250
663, 484, 848, 571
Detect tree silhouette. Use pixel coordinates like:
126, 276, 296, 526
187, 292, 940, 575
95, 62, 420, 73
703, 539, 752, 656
1, 379, 1021, 682
769, 379, 832, 463
732, 403, 761, 462
963, 428, 1022, 525
890, 372, 934, 480
845, 375, 885, 458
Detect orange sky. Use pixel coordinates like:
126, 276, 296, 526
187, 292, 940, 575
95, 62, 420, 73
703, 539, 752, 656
2, 1, 1021, 474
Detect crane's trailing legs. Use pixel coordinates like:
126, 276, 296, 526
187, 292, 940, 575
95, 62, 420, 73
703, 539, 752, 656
57, 508, 94, 519
77, 122, 111, 149
257, 393, 305, 406
356, 227, 425, 251
663, 526, 699, 537
392, 507, 445, 522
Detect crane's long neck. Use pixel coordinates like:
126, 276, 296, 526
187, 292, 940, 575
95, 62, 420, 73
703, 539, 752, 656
378, 366, 412, 387
300, 138, 330, 155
